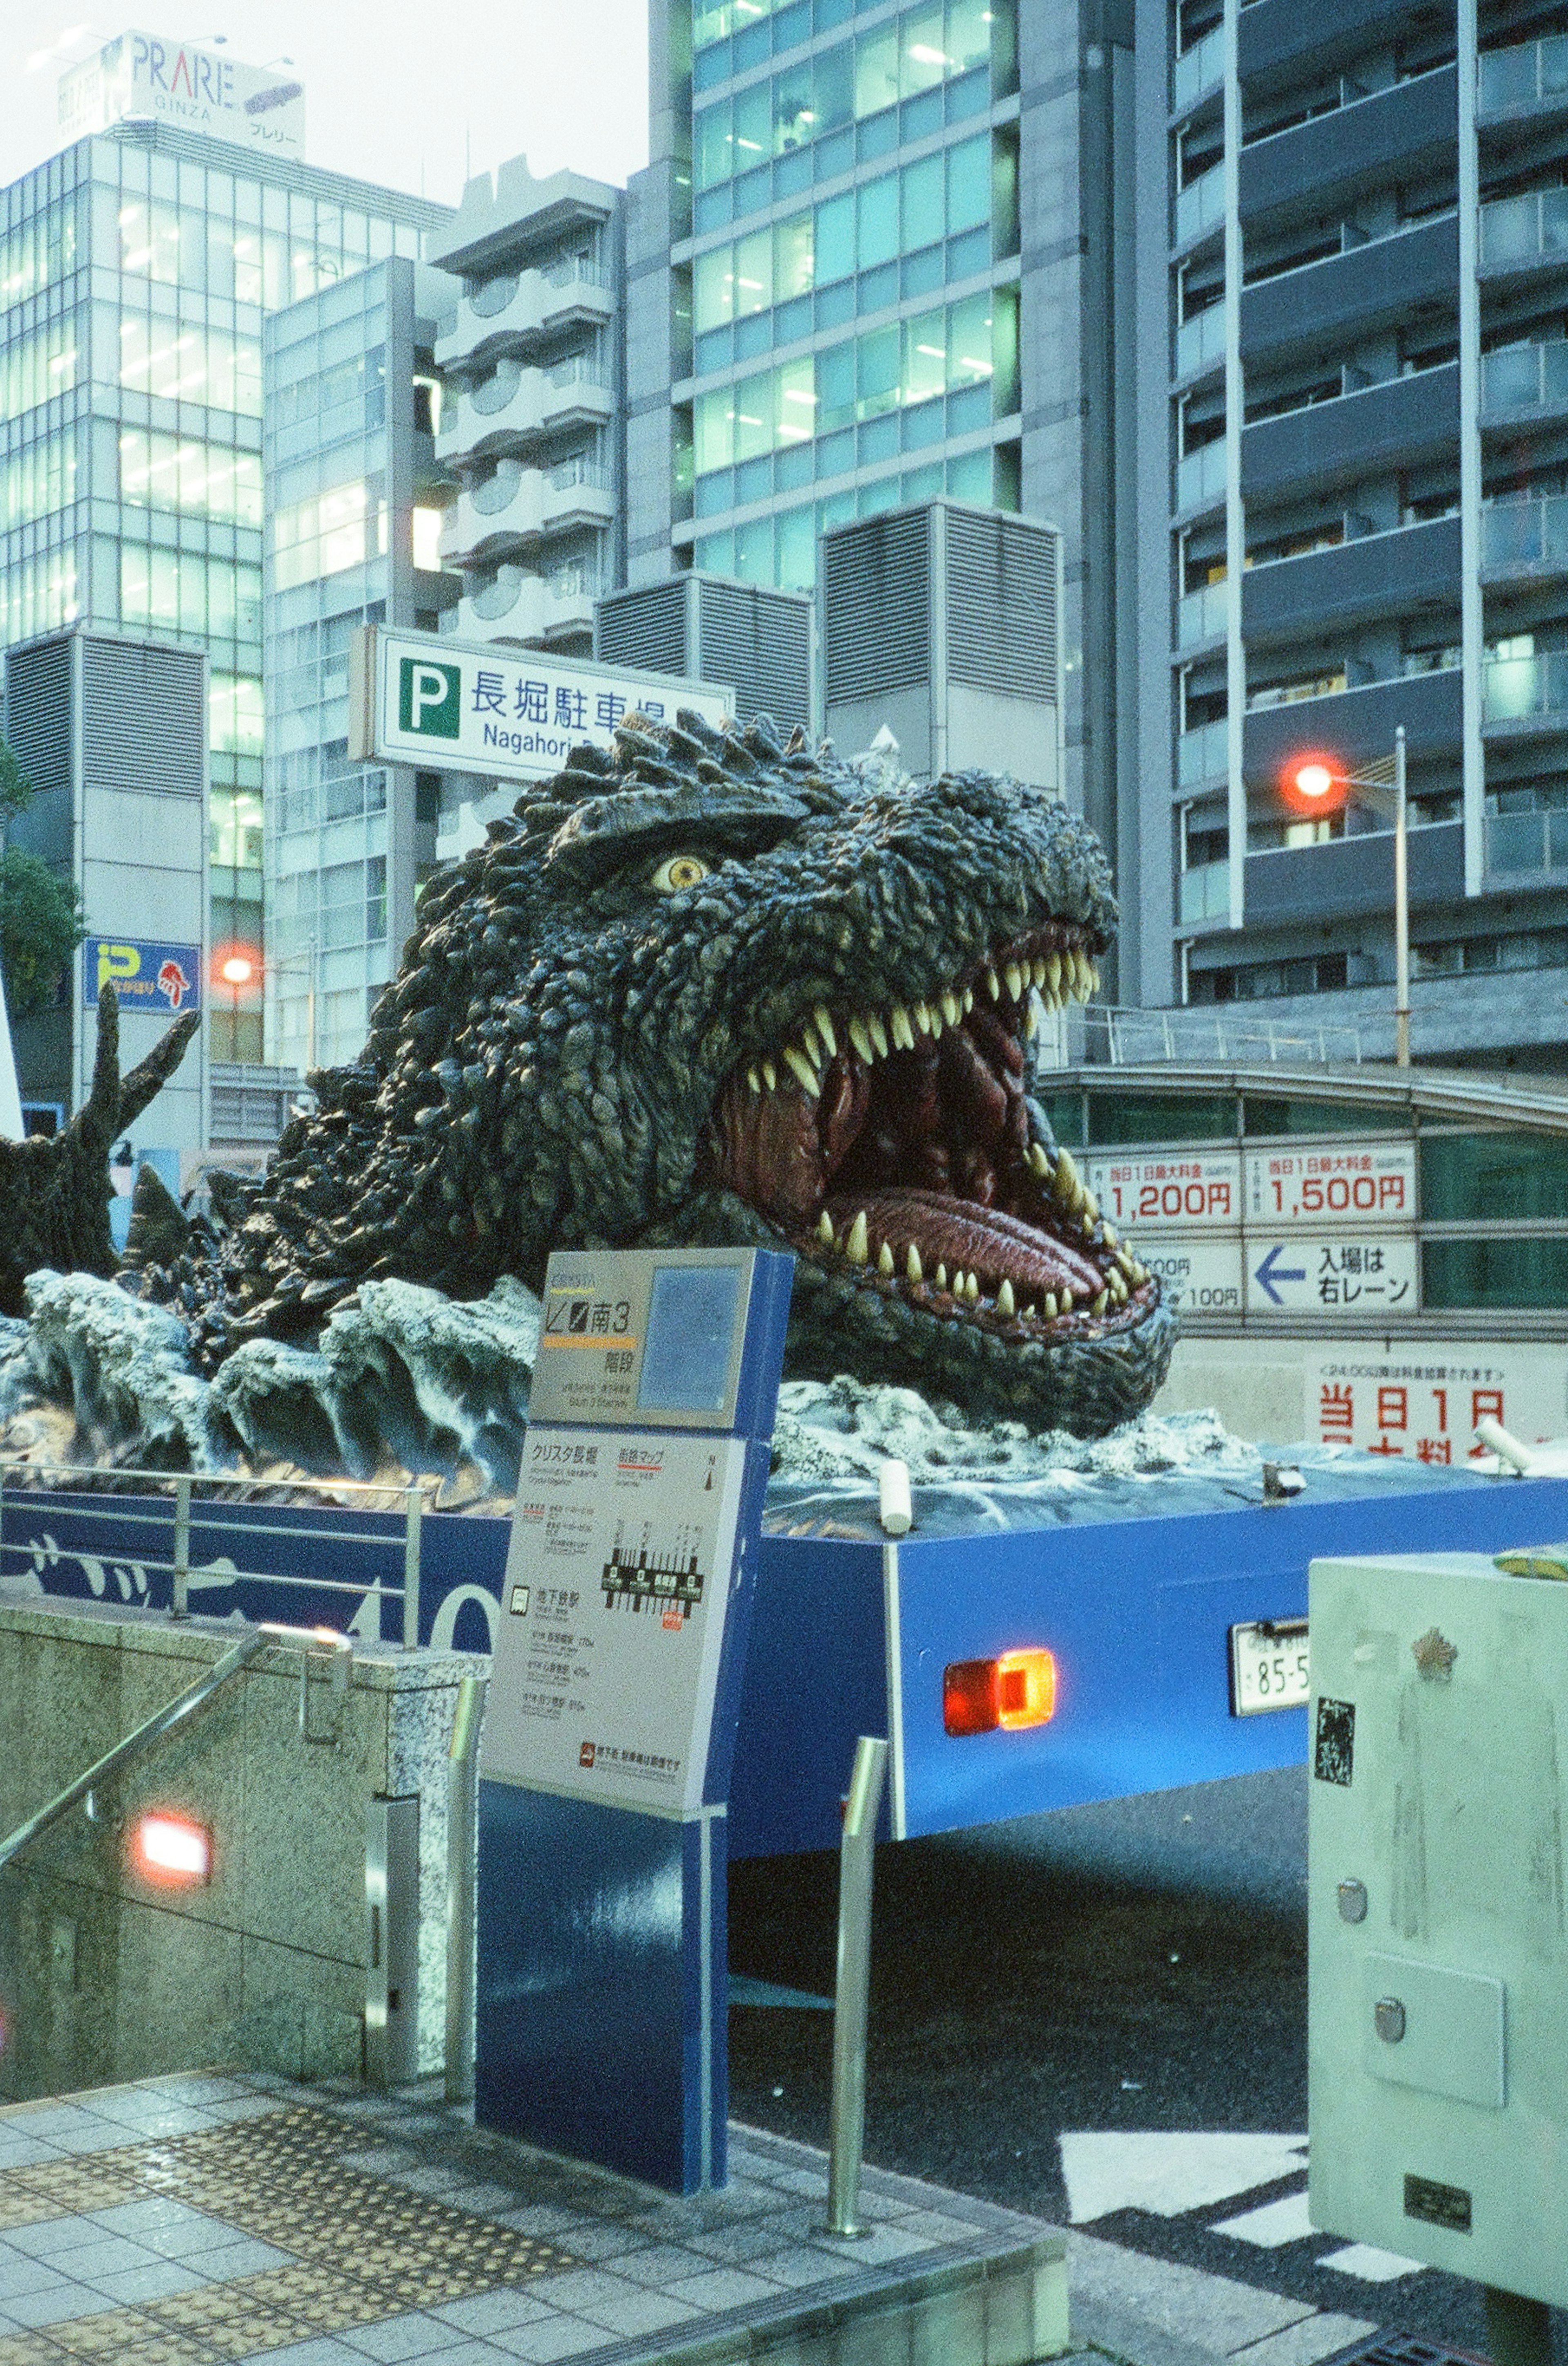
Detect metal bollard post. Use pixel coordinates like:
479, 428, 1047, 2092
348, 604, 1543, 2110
402, 1485, 423, 1650
444, 1671, 486, 2103
822, 1733, 889, 2237
171, 1474, 191, 1620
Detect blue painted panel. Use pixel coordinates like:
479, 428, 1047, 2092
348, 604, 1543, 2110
475, 1782, 722, 2193
0, 1487, 510, 1652
728, 1537, 889, 1860
891, 1477, 1568, 1840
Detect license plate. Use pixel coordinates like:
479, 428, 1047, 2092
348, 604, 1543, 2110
1229, 1619, 1310, 1715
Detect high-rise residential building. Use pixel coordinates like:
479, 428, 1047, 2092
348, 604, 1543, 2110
626, 0, 1143, 908
1154, 0, 1568, 1069
0, 71, 447, 1091
262, 256, 459, 1077
432, 159, 624, 656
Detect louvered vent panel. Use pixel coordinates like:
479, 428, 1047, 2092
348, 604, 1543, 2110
822, 513, 929, 704
81, 638, 205, 797
595, 581, 690, 680
945, 511, 1058, 699
4, 637, 73, 799
697, 582, 810, 729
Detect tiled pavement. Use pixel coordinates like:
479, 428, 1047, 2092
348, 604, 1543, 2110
0, 2074, 1069, 2366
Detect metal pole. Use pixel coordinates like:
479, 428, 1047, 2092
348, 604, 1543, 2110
444, 1671, 486, 2103
306, 937, 318, 1075
402, 1485, 422, 1650
171, 1473, 191, 1621
1393, 724, 1410, 1068
823, 1733, 889, 2237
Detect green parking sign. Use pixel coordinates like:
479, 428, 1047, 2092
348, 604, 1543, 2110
398, 656, 461, 738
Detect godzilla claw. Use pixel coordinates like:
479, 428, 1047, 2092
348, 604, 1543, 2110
0, 988, 200, 1317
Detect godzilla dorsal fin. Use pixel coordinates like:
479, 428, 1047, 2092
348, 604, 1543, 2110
123, 1162, 191, 1272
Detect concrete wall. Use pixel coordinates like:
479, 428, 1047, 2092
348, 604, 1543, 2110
0, 1591, 479, 2104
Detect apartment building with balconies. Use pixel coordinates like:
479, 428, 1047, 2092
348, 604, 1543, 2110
1154, 0, 1568, 1069
431, 157, 624, 654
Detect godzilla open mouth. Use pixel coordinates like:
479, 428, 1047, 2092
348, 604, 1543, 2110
705, 922, 1155, 1342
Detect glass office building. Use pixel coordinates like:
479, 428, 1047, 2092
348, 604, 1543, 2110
0, 119, 447, 1063
626, 0, 1140, 962
263, 257, 457, 1074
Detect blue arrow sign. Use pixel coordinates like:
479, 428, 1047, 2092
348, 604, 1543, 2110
1254, 1244, 1307, 1305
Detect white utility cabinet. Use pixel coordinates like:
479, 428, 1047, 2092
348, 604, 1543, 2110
1309, 1549, 1568, 2308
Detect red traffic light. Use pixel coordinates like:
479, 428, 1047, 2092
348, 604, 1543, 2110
1280, 752, 1346, 814
213, 943, 262, 991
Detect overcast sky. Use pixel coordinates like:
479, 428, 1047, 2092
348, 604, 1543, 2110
1, 6, 650, 205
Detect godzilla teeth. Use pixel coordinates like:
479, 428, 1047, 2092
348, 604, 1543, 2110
906, 1243, 922, 1283
964, 1273, 980, 1304
1027, 1143, 1051, 1180
935, 1263, 948, 1289
997, 1278, 1016, 1316
817, 1211, 835, 1244
750, 937, 1099, 1101
878, 1239, 895, 1276
783, 1045, 820, 1098
846, 1210, 869, 1264
1093, 1289, 1109, 1315
1043, 1291, 1059, 1318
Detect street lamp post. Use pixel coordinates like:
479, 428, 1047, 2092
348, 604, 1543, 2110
1288, 724, 1410, 1068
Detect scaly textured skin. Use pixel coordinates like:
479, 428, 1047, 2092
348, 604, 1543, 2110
0, 711, 1173, 1437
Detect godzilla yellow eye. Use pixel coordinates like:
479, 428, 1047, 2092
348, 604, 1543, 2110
650, 853, 710, 894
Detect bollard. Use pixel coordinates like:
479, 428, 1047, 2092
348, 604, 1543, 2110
402, 1485, 423, 1649
445, 1671, 487, 2103
171, 1474, 191, 1620
822, 1733, 889, 2237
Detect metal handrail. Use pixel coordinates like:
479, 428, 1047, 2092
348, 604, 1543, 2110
0, 1465, 429, 1648
0, 1630, 270, 1873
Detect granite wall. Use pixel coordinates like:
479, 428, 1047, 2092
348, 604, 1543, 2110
0, 1587, 481, 2103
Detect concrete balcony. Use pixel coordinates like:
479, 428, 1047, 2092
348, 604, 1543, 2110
1241, 517, 1461, 648
441, 458, 615, 567
1243, 665, 1462, 779
1243, 364, 1459, 502
1245, 818, 1464, 927
436, 358, 615, 462
1240, 216, 1458, 368
455, 566, 597, 646
436, 261, 614, 370
1174, 161, 1225, 251
1238, 69, 1457, 237
1171, 24, 1223, 116
1483, 651, 1568, 736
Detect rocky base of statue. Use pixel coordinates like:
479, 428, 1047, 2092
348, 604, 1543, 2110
0, 1262, 1332, 1532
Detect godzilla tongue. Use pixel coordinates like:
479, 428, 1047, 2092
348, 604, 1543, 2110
824, 1189, 1104, 1297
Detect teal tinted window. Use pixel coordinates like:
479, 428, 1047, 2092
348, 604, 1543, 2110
817, 339, 854, 428
857, 323, 900, 417
946, 134, 990, 234
900, 153, 944, 250
1087, 1093, 1236, 1146
1423, 1236, 1568, 1310
857, 176, 899, 270
1036, 1090, 1086, 1148
815, 192, 854, 286
1245, 1098, 1400, 1137
1421, 1132, 1568, 1222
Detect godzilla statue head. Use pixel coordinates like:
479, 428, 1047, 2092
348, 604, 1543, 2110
1, 710, 1174, 1439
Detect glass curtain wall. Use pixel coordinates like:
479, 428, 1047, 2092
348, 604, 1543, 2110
263, 265, 395, 1076
0, 127, 433, 1064
681, 0, 1022, 591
